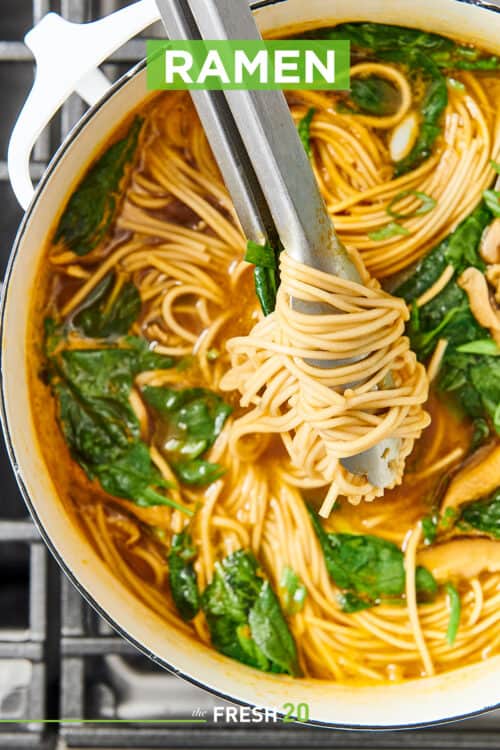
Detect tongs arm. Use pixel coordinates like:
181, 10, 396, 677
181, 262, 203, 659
155, 0, 272, 247
155, 0, 357, 280
155, 0, 400, 489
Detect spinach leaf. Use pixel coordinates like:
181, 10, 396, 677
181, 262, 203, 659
471, 417, 491, 450
422, 515, 438, 545
205, 550, 262, 620
248, 582, 300, 675
308, 507, 436, 609
444, 204, 490, 272
457, 339, 500, 357
409, 281, 484, 360
54, 378, 135, 466
483, 190, 500, 218
297, 107, 315, 157
54, 347, 145, 464
395, 240, 448, 303
56, 341, 173, 399
470, 360, 500, 431
395, 202, 498, 430
124, 336, 176, 372
440, 508, 459, 532
60, 347, 140, 401
445, 582, 461, 645
450, 51, 500, 71
95, 442, 180, 510
459, 490, 500, 538
350, 76, 400, 116
54, 117, 143, 256
440, 353, 500, 432
143, 387, 231, 442
244, 240, 281, 316
325, 23, 454, 57
245, 240, 277, 269
168, 532, 200, 620
234, 625, 271, 671
415, 565, 438, 596
422, 508, 466, 545
395, 202, 491, 304
174, 459, 225, 486
142, 386, 231, 486
279, 566, 307, 615
46, 333, 187, 513
254, 264, 278, 316
44, 317, 65, 356
73, 273, 141, 339
438, 351, 485, 418
326, 23, 500, 71
201, 550, 300, 675
384, 51, 447, 176
321, 533, 406, 598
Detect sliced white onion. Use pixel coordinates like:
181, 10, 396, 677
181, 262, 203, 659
389, 111, 419, 163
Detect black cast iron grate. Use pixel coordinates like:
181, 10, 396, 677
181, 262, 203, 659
1, 1, 500, 748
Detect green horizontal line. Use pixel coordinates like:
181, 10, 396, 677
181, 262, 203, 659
0, 719, 208, 724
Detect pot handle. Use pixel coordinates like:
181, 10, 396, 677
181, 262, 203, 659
7, 0, 161, 211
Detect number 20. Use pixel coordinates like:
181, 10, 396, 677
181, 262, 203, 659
282, 702, 310, 723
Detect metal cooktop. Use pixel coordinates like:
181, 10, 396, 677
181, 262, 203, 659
1, 1, 500, 748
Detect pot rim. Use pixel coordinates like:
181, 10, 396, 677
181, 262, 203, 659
2, 0, 500, 731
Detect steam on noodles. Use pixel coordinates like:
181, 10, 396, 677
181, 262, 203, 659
29, 22, 500, 684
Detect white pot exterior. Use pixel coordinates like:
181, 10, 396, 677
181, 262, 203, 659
3, 0, 500, 729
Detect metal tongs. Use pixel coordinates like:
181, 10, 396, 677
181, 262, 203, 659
156, 0, 400, 488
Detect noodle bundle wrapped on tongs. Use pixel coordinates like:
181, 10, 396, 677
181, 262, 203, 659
157, 0, 430, 515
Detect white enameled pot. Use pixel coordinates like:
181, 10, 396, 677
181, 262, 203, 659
3, 0, 500, 729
